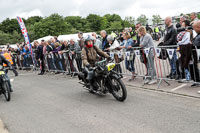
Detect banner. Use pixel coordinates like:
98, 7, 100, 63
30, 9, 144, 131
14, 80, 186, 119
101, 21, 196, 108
144, 48, 150, 55
118, 51, 122, 58
167, 49, 175, 59
125, 51, 130, 60
155, 48, 161, 57
110, 52, 114, 59
16, 16, 32, 54
134, 50, 140, 58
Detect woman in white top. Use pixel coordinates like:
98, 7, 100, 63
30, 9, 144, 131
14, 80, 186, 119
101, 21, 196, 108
177, 20, 193, 81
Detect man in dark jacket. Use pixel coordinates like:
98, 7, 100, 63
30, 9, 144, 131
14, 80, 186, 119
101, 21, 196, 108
37, 40, 45, 75
100, 30, 110, 51
191, 20, 200, 87
164, 16, 177, 79
78, 32, 85, 49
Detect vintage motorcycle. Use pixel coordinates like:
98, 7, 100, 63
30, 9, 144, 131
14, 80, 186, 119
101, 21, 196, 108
78, 59, 127, 102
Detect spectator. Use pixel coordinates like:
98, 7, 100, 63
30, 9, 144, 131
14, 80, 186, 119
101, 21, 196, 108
92, 32, 102, 50
37, 40, 45, 75
69, 39, 82, 72
164, 16, 177, 79
22, 45, 31, 69
100, 30, 110, 51
138, 26, 157, 85
120, 32, 135, 81
190, 12, 199, 38
133, 22, 142, 46
78, 32, 85, 49
52, 42, 63, 72
191, 20, 200, 88
190, 12, 198, 25
177, 20, 192, 81
106, 35, 122, 73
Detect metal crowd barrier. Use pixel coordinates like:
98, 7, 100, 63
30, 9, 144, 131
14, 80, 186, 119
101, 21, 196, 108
43, 51, 82, 77
12, 54, 36, 70
13, 46, 200, 89
106, 45, 200, 88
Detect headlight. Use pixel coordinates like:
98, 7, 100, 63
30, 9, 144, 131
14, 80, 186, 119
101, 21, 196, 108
106, 63, 116, 71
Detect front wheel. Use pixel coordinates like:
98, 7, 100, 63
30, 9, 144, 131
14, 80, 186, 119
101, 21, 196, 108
3, 81, 11, 101
110, 77, 127, 102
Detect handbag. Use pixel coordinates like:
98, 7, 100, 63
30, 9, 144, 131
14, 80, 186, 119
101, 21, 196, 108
140, 50, 147, 64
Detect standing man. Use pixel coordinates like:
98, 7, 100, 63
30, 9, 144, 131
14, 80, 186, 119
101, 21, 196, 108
78, 32, 85, 50
92, 32, 102, 49
133, 23, 142, 46
190, 12, 199, 25
191, 20, 200, 88
190, 12, 199, 38
163, 16, 177, 79
100, 30, 110, 51
69, 39, 82, 72
37, 40, 45, 75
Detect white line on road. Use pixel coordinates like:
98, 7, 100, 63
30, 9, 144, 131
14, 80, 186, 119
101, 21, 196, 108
10, 79, 14, 82
170, 84, 187, 92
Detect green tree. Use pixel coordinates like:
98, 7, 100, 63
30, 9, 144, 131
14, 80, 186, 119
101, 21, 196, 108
86, 14, 104, 32
152, 15, 162, 25
33, 14, 71, 38
109, 21, 122, 32
137, 14, 148, 26
0, 18, 21, 34
122, 16, 135, 28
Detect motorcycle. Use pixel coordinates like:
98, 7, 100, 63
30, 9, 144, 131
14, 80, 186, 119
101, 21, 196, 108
78, 59, 127, 102
0, 65, 11, 101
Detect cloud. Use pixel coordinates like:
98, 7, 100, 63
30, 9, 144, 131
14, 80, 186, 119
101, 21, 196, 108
12, 9, 43, 19
0, 0, 199, 22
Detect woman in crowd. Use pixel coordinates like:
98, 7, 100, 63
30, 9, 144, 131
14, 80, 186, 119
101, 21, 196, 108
177, 20, 193, 81
120, 32, 135, 81
52, 42, 64, 72
106, 35, 122, 73
138, 26, 157, 85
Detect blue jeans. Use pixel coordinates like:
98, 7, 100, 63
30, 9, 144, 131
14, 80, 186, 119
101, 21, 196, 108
125, 58, 135, 72
58, 61, 63, 71
169, 51, 177, 75
23, 57, 30, 68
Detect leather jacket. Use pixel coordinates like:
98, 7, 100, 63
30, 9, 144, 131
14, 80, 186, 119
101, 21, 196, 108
193, 34, 200, 48
164, 25, 177, 46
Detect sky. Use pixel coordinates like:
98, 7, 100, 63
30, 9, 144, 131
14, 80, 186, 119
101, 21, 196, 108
0, 0, 200, 22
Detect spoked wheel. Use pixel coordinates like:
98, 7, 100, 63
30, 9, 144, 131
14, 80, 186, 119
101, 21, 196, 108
3, 82, 11, 101
110, 77, 127, 102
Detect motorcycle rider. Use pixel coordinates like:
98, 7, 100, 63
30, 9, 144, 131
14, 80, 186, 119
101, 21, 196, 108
81, 35, 110, 90
0, 54, 13, 92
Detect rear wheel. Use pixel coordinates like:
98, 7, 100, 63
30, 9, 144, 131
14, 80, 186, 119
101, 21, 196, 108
110, 77, 127, 102
3, 81, 11, 101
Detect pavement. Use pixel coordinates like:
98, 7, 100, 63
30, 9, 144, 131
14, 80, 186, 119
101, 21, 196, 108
122, 75, 200, 99
0, 71, 200, 133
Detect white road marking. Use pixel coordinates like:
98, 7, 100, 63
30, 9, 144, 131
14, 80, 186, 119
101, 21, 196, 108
10, 78, 14, 82
170, 84, 187, 92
